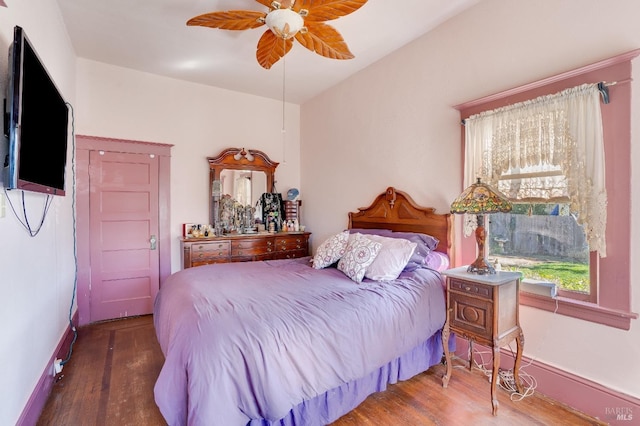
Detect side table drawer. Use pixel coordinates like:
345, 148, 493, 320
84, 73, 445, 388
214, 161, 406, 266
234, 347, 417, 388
450, 292, 493, 342
450, 278, 493, 300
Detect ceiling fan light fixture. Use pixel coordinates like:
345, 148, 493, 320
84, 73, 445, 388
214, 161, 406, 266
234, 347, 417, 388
265, 8, 304, 39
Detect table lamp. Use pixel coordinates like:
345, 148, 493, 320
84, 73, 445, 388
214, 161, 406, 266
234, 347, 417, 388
450, 178, 512, 274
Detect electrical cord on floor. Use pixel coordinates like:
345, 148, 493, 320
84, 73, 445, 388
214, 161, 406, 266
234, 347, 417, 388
471, 347, 537, 401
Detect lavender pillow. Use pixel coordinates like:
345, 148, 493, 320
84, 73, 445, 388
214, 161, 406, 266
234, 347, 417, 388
425, 251, 450, 272
389, 232, 439, 251
363, 235, 417, 281
348, 228, 393, 237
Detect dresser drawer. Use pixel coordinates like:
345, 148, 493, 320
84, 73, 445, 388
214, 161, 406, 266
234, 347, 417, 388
231, 238, 274, 257
275, 235, 307, 252
191, 241, 230, 259
274, 249, 308, 260
450, 278, 493, 300
191, 258, 228, 267
450, 292, 493, 342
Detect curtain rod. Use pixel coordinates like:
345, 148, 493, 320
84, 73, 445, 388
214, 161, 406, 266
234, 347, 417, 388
461, 79, 633, 125
599, 78, 632, 103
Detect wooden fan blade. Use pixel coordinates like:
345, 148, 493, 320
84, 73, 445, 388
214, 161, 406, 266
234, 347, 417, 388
294, 22, 354, 60
302, 0, 368, 22
187, 10, 265, 30
256, 30, 294, 69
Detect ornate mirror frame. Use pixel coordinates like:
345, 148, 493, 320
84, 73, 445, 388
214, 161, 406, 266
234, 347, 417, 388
207, 147, 279, 225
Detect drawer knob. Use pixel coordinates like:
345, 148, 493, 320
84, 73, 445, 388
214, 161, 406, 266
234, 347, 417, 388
465, 286, 471, 291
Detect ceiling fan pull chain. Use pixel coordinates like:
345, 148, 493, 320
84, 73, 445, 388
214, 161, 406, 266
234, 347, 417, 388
282, 36, 287, 164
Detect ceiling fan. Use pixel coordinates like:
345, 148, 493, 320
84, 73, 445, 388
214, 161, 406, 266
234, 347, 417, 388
187, 0, 368, 69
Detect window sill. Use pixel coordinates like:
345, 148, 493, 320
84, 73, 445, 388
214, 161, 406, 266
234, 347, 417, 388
520, 292, 638, 330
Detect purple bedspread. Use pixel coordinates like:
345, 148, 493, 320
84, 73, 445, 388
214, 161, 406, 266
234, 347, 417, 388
154, 257, 446, 425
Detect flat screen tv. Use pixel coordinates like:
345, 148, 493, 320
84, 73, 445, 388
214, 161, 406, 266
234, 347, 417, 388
3, 25, 69, 196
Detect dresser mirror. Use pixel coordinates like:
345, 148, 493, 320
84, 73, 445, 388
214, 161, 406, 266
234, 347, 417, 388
219, 169, 267, 207
208, 148, 278, 231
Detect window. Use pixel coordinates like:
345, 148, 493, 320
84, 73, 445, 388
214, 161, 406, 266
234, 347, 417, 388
464, 83, 604, 303
489, 203, 591, 300
490, 163, 592, 301
455, 50, 638, 329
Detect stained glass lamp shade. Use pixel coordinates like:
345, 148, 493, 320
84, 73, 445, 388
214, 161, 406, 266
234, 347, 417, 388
451, 178, 512, 274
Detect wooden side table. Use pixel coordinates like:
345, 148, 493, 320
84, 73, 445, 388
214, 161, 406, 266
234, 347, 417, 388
441, 266, 524, 415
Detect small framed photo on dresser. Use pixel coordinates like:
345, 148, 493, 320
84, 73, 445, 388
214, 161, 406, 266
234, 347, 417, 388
183, 223, 195, 238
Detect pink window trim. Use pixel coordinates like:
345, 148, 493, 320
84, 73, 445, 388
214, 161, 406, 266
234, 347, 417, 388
455, 49, 640, 330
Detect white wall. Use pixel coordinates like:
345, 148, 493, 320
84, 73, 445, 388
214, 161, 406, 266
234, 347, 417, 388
75, 59, 301, 272
0, 1, 77, 424
301, 0, 640, 400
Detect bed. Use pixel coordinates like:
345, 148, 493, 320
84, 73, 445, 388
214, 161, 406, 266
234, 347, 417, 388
154, 187, 453, 425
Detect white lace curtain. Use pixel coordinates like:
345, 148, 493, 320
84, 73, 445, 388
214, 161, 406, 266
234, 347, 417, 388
463, 83, 607, 257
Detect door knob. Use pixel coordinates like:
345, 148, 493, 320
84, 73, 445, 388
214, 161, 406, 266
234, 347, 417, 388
150, 235, 157, 250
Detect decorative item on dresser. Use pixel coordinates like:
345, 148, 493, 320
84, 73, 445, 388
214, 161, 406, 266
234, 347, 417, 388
182, 232, 310, 268
441, 266, 524, 416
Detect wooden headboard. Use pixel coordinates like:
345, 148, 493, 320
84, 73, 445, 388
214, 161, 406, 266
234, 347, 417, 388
348, 187, 453, 258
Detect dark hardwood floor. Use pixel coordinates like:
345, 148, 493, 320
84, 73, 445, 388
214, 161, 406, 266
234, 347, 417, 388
37, 315, 603, 425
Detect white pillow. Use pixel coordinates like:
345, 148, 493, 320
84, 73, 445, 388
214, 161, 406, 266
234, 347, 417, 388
312, 231, 350, 269
364, 234, 417, 281
337, 234, 382, 283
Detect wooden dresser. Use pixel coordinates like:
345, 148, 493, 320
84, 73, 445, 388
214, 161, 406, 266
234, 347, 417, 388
182, 232, 311, 269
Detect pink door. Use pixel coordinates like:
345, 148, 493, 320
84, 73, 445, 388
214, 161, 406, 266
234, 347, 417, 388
89, 151, 160, 322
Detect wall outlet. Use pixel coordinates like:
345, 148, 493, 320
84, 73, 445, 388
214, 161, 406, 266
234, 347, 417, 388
53, 358, 63, 376
0, 192, 5, 218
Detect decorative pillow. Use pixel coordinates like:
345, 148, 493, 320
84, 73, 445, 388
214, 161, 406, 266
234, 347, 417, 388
312, 231, 350, 269
345, 229, 439, 271
425, 251, 451, 272
364, 235, 417, 281
389, 231, 439, 251
337, 234, 382, 283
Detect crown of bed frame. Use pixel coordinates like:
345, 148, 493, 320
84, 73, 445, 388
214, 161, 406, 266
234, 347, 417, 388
348, 187, 453, 257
